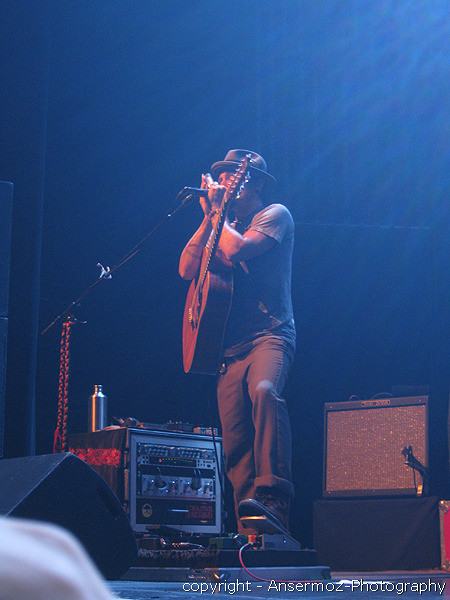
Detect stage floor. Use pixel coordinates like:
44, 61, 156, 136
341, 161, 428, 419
109, 571, 450, 599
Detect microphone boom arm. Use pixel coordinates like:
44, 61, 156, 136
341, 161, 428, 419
41, 186, 194, 335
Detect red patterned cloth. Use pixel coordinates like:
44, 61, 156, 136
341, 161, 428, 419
70, 447, 122, 468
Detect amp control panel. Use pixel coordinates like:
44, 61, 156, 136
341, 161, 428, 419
127, 429, 223, 534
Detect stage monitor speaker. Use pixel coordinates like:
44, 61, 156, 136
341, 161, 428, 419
0, 182, 12, 459
323, 395, 428, 497
0, 317, 6, 458
0, 181, 13, 318
0, 317, 8, 458
0, 453, 137, 579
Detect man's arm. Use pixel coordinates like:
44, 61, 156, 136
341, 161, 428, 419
210, 214, 276, 263
180, 206, 275, 277
205, 179, 277, 263
178, 214, 213, 280
179, 173, 217, 280
179, 176, 279, 278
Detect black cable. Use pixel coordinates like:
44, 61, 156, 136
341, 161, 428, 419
207, 394, 226, 518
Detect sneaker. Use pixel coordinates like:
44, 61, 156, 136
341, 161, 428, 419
238, 492, 290, 533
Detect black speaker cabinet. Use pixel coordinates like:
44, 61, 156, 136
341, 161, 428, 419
313, 496, 440, 570
323, 396, 428, 497
0, 453, 137, 579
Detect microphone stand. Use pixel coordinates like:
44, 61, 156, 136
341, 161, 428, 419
402, 446, 429, 495
43, 187, 197, 452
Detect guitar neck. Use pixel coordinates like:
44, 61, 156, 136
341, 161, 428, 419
193, 154, 250, 294
198, 201, 230, 289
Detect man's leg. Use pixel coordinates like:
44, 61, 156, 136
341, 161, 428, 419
239, 337, 294, 531
217, 357, 256, 534
217, 338, 294, 533
247, 337, 294, 496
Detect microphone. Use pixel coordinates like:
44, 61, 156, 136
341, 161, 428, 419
182, 187, 209, 198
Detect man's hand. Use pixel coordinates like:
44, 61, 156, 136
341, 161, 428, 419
200, 173, 225, 216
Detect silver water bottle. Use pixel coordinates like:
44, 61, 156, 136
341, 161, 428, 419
88, 384, 108, 432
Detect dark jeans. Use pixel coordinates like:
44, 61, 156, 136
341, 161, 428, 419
217, 336, 295, 533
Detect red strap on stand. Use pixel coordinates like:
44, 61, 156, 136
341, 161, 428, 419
53, 319, 73, 453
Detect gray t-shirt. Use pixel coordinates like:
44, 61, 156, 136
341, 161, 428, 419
223, 203, 296, 356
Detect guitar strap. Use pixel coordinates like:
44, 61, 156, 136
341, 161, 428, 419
239, 260, 271, 317
233, 216, 272, 318
233, 209, 277, 320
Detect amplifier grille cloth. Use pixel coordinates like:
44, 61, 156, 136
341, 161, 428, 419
326, 404, 427, 492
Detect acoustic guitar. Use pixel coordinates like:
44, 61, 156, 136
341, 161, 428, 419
182, 155, 250, 374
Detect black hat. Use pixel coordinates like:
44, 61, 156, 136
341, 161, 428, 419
211, 149, 276, 183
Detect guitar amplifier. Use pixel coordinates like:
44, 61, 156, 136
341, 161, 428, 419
323, 396, 428, 497
127, 429, 223, 534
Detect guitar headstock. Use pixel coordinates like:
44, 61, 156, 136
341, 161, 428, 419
223, 154, 251, 205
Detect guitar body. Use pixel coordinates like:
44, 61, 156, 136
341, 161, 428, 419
183, 269, 233, 375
